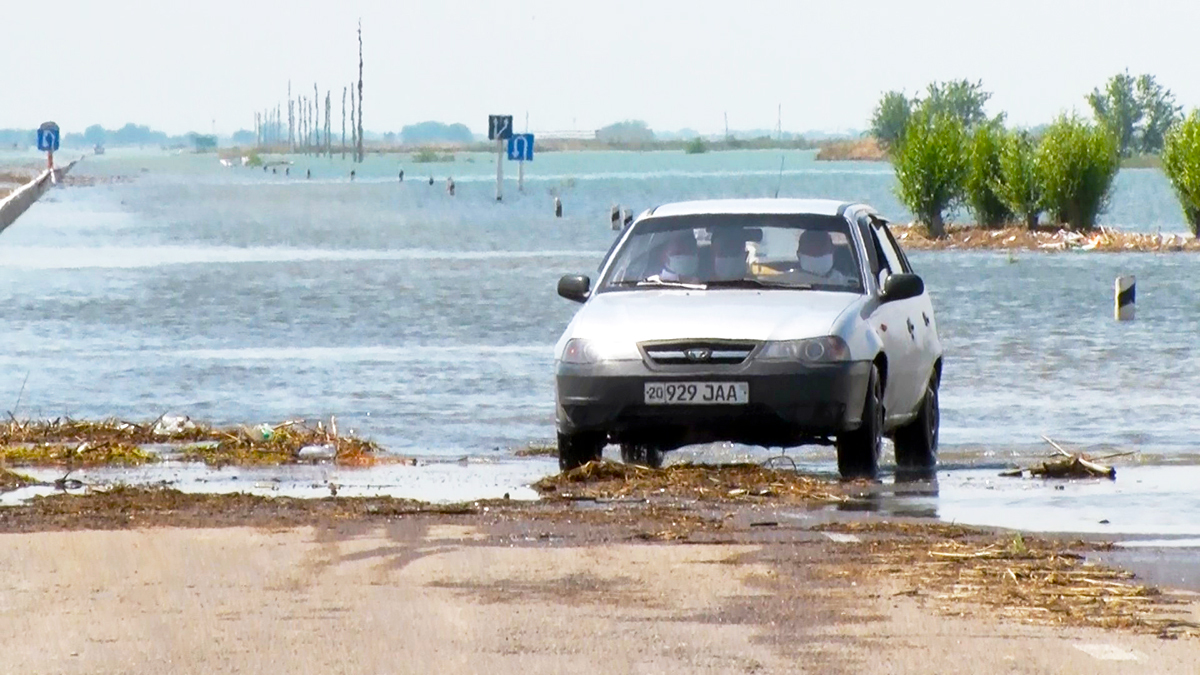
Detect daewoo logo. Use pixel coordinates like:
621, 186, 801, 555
684, 348, 713, 362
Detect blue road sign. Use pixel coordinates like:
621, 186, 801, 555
37, 125, 60, 152
507, 133, 534, 161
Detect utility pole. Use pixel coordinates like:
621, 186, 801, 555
356, 19, 364, 163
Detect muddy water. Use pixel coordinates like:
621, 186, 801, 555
1, 150, 1198, 535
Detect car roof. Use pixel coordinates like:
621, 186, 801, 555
648, 198, 855, 218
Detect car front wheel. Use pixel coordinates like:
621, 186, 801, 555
558, 431, 605, 471
893, 371, 939, 473
836, 363, 882, 479
620, 443, 664, 468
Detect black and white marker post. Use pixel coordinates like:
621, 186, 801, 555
1115, 275, 1135, 321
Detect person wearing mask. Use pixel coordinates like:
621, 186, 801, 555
648, 231, 700, 282
710, 228, 750, 280
788, 229, 855, 285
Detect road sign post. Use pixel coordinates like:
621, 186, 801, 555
37, 121, 61, 174
488, 115, 513, 201
506, 134, 534, 193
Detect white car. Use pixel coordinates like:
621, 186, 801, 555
554, 199, 943, 479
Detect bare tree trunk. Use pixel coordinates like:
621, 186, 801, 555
350, 81, 356, 159
342, 87, 347, 160
287, 81, 293, 151
927, 212, 947, 239
356, 19, 364, 164
255, 112, 260, 148
325, 91, 331, 159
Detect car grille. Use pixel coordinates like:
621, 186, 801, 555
641, 341, 757, 366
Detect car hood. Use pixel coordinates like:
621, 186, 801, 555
563, 289, 861, 348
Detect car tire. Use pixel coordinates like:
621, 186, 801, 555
836, 363, 882, 479
893, 372, 939, 472
620, 443, 664, 468
558, 431, 605, 471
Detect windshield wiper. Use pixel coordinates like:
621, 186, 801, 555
609, 276, 708, 290
704, 278, 814, 290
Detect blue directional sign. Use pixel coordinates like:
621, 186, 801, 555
507, 133, 534, 162
37, 121, 60, 152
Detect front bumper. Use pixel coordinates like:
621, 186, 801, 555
556, 358, 871, 448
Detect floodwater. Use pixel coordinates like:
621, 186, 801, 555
0, 147, 1198, 536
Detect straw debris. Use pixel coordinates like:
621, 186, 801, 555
534, 460, 844, 502
514, 442, 557, 457
895, 223, 1200, 252
0, 417, 386, 467
179, 419, 384, 467
825, 522, 1200, 639
1, 468, 34, 491
0, 442, 157, 467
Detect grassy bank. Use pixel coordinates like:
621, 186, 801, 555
815, 137, 888, 161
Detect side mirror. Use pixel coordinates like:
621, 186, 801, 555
558, 274, 591, 303
881, 273, 924, 302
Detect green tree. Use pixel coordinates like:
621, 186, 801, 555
1161, 110, 1200, 236
993, 130, 1042, 229
1034, 115, 1120, 231
869, 90, 912, 151
1088, 71, 1181, 156
1136, 74, 1182, 154
595, 120, 655, 144
684, 137, 708, 154
921, 79, 992, 129
893, 111, 969, 238
965, 123, 1012, 227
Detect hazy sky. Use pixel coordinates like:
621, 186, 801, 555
4, 0, 1199, 136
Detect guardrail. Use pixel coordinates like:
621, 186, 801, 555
0, 158, 81, 236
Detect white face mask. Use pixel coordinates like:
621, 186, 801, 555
714, 256, 745, 278
667, 255, 697, 276
800, 253, 834, 276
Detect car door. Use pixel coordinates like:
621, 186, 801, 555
857, 215, 921, 423
880, 222, 941, 390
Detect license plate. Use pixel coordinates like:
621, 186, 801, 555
644, 382, 749, 405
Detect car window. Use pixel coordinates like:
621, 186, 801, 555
879, 223, 914, 273
856, 215, 882, 277
873, 223, 906, 277
597, 213, 864, 293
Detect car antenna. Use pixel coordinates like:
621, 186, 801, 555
773, 155, 785, 198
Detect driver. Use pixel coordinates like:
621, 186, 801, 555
648, 231, 700, 282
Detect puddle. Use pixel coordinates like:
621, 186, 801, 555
2, 457, 555, 505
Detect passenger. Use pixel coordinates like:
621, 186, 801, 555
710, 228, 750, 280
648, 231, 700, 282
791, 229, 856, 285
398, 169, 404, 182
446, 177, 455, 196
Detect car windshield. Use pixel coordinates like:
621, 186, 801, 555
599, 213, 864, 293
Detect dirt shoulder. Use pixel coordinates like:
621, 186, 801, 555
1, 487, 1198, 674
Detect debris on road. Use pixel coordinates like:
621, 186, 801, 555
1000, 436, 1118, 479
534, 460, 844, 502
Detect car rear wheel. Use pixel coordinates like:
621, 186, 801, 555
836, 363, 882, 479
893, 371, 939, 472
558, 431, 605, 471
620, 443, 664, 469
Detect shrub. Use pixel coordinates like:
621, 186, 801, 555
870, 90, 913, 152
1161, 110, 1200, 236
1034, 116, 1120, 231
411, 148, 442, 163
993, 131, 1042, 229
965, 123, 1013, 227
892, 111, 968, 238
684, 137, 708, 154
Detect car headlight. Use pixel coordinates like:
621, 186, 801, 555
758, 337, 850, 363
559, 338, 638, 364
